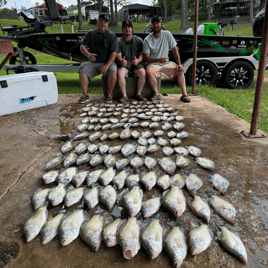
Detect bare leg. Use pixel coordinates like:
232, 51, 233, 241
134, 68, 146, 95
107, 71, 117, 95
117, 68, 129, 97
146, 69, 159, 95
177, 70, 187, 96
79, 73, 90, 95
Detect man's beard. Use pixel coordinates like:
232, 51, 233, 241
153, 28, 161, 33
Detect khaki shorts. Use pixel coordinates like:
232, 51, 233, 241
78, 61, 117, 81
146, 62, 178, 79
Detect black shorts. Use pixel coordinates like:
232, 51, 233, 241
120, 62, 145, 72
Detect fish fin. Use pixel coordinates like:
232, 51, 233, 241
162, 189, 170, 197
214, 221, 228, 229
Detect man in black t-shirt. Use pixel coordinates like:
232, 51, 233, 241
117, 20, 146, 103
78, 14, 118, 103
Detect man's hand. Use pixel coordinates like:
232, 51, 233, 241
177, 64, 184, 72
132, 56, 139, 66
120, 56, 127, 67
88, 53, 97, 62
99, 64, 109, 75
159, 57, 169, 64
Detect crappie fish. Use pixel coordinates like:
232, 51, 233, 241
186, 145, 201, 157
77, 123, 89, 132
111, 123, 124, 129
121, 143, 136, 157
138, 114, 152, 120
154, 130, 164, 137
32, 188, 51, 210
176, 116, 184, 122
156, 174, 170, 190
140, 121, 150, 128
72, 170, 89, 188
46, 156, 63, 170
61, 141, 73, 153
176, 155, 191, 168
114, 112, 121, 116
119, 217, 140, 259
147, 144, 160, 153
100, 185, 117, 209
145, 156, 157, 170
148, 138, 156, 145
113, 170, 128, 189
102, 123, 112, 130
162, 123, 172, 131
73, 131, 90, 141
122, 186, 143, 217
141, 197, 161, 218
157, 137, 168, 147
207, 173, 230, 195
146, 112, 153, 116
129, 117, 139, 123
99, 144, 110, 155
131, 130, 140, 139
42, 170, 58, 184
87, 169, 105, 186
84, 187, 99, 209
58, 167, 78, 184
185, 173, 203, 196
81, 117, 90, 124
164, 226, 187, 268
100, 133, 109, 141
109, 144, 123, 154
218, 227, 247, 263
210, 196, 236, 224
162, 146, 174, 156
137, 145, 147, 157
116, 158, 130, 170
109, 118, 119, 124
89, 154, 103, 167
91, 118, 99, 124
176, 131, 189, 140
24, 205, 48, 242
161, 116, 168, 121
41, 208, 67, 245
126, 174, 140, 188
99, 167, 116, 185
188, 224, 212, 255
89, 131, 102, 142
167, 131, 177, 139
120, 128, 131, 140
138, 137, 148, 146
75, 143, 87, 155
103, 218, 122, 247
151, 116, 161, 122
173, 122, 185, 131
64, 187, 85, 207
149, 122, 159, 129
167, 116, 175, 122
104, 154, 116, 168
157, 157, 176, 175
100, 118, 109, 124
109, 132, 120, 140
140, 171, 157, 191
130, 156, 144, 169
63, 152, 77, 168
190, 196, 210, 223
48, 182, 68, 206
170, 138, 182, 146
87, 143, 99, 153
196, 157, 215, 170
59, 205, 87, 246
162, 186, 186, 217
76, 152, 91, 166
142, 131, 152, 139
141, 219, 163, 259
170, 174, 185, 189
87, 124, 95, 130
174, 147, 188, 155
80, 112, 88, 117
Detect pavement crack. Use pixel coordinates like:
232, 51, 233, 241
32, 128, 52, 142
0, 147, 52, 200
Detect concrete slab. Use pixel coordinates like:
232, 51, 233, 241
0, 94, 268, 268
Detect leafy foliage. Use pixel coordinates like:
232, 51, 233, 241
0, 0, 7, 7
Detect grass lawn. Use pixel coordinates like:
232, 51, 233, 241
0, 17, 267, 134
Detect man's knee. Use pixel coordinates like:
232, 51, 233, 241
108, 71, 117, 80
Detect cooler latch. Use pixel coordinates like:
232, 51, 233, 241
0, 80, 8, 88
42, 75, 48, 82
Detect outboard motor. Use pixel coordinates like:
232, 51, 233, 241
253, 7, 265, 37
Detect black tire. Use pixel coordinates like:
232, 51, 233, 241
186, 60, 218, 86
222, 61, 254, 89
9, 51, 37, 65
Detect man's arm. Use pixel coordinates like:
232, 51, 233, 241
117, 52, 127, 66
171, 45, 184, 71
80, 45, 97, 61
133, 52, 143, 66
99, 52, 117, 74
143, 53, 169, 64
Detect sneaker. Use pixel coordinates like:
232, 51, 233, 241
180, 95, 191, 103
118, 96, 129, 103
105, 94, 113, 103
78, 94, 90, 104
135, 94, 145, 101
150, 95, 161, 101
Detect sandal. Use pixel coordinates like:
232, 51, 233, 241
180, 95, 191, 103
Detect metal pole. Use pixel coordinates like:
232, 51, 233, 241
71, 23, 74, 33
60, 23, 63, 33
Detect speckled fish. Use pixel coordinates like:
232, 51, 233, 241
141, 171, 157, 191
173, 122, 185, 131
167, 131, 176, 139
102, 123, 112, 130
80, 112, 88, 117
170, 138, 182, 146
100, 133, 108, 142
177, 131, 189, 140
89, 131, 102, 142
109, 118, 119, 124
151, 116, 161, 122
188, 224, 212, 255
97, 113, 104, 118
32, 188, 51, 210
104, 154, 116, 168
146, 111, 153, 116
196, 157, 215, 170
108, 108, 115, 112
119, 217, 140, 259
140, 121, 150, 128
218, 226, 247, 263
130, 156, 144, 169
59, 205, 87, 246
64, 187, 85, 207
164, 226, 187, 268
149, 122, 159, 129
46, 156, 63, 170
89, 154, 103, 167
141, 197, 161, 218
109, 132, 120, 140
136, 145, 147, 157
121, 143, 136, 157
157, 174, 170, 190
114, 112, 121, 116
174, 147, 188, 155
162, 123, 172, 131
86, 169, 104, 186
103, 218, 122, 247
207, 173, 230, 195
116, 158, 130, 170
167, 116, 175, 122
170, 174, 185, 189
100, 118, 109, 124
138, 137, 148, 146
111, 123, 124, 129
185, 173, 203, 196
157, 157, 176, 175
84, 187, 99, 209
137, 109, 143, 113
161, 116, 168, 121
154, 130, 164, 137
91, 118, 99, 124
176, 155, 191, 168
81, 118, 90, 124
126, 174, 140, 188
41, 207, 67, 245
113, 170, 128, 189
145, 156, 157, 170
120, 128, 131, 140
73, 132, 90, 141
63, 152, 77, 168
147, 144, 160, 153
100, 185, 117, 209
94, 125, 102, 131
148, 138, 156, 145
129, 117, 139, 124
72, 170, 89, 188
76, 153, 91, 166
77, 123, 89, 132
42, 170, 59, 184
186, 145, 201, 157
210, 196, 236, 224
109, 144, 122, 154
88, 124, 95, 130
142, 131, 152, 139
175, 116, 184, 122
157, 137, 168, 147
138, 114, 152, 120
99, 144, 110, 155
61, 141, 73, 153
99, 167, 116, 186
132, 122, 140, 127
88, 111, 97, 117
162, 186, 186, 217
75, 143, 87, 155
131, 130, 140, 139
122, 186, 143, 217
48, 182, 68, 206
58, 167, 78, 184
24, 204, 48, 242
190, 196, 210, 223
87, 143, 99, 153
162, 146, 174, 156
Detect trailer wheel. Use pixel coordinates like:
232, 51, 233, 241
222, 61, 254, 89
9, 51, 37, 65
186, 61, 218, 86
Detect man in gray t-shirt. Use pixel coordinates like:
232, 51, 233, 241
143, 16, 190, 102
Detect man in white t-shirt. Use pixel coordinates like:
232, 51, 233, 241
143, 16, 190, 102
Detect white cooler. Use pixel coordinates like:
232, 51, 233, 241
0, 71, 58, 116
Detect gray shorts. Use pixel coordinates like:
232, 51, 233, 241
78, 61, 117, 81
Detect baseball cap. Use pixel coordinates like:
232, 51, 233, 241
99, 14, 109, 22
151, 16, 163, 23
122, 20, 133, 28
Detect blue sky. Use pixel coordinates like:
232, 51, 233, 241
4, 0, 153, 10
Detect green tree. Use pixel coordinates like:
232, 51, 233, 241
0, 0, 7, 7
